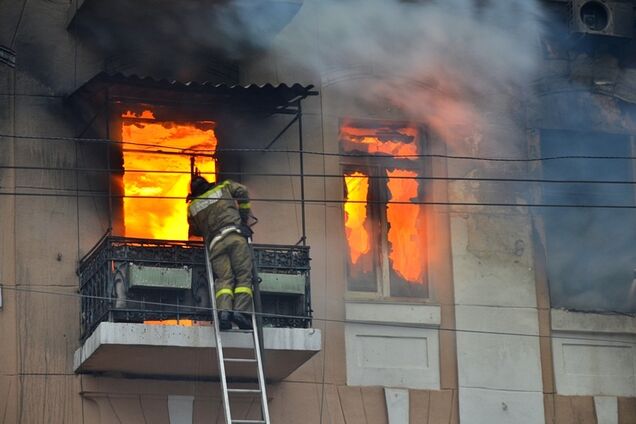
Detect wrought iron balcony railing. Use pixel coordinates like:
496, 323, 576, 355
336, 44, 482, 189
78, 234, 312, 341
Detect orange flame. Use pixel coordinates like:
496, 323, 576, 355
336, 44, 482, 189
344, 172, 371, 267
386, 169, 426, 284
340, 124, 418, 158
121, 110, 217, 240
341, 122, 426, 286
144, 319, 193, 326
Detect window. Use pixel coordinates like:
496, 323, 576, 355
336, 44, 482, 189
119, 109, 217, 240
540, 130, 636, 313
341, 120, 428, 298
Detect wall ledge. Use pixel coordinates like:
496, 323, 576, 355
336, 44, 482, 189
551, 309, 636, 335
345, 300, 441, 326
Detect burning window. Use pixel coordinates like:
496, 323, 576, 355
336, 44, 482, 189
344, 171, 377, 290
120, 110, 217, 240
341, 121, 428, 298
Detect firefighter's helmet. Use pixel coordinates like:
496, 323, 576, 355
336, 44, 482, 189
187, 176, 211, 201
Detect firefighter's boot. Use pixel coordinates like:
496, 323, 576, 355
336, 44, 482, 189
218, 310, 232, 331
232, 312, 253, 330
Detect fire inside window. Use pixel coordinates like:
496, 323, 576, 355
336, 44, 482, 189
341, 122, 428, 298
121, 110, 217, 240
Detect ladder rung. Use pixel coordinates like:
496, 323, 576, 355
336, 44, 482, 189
226, 328, 254, 333
227, 388, 261, 394
224, 357, 257, 363
232, 420, 266, 424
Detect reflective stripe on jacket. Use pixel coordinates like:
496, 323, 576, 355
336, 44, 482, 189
187, 180, 251, 241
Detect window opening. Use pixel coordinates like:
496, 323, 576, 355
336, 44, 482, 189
386, 169, 427, 294
120, 110, 217, 240
341, 121, 428, 298
541, 130, 636, 313
344, 171, 378, 292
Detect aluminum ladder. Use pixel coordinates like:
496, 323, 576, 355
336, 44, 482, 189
204, 237, 271, 424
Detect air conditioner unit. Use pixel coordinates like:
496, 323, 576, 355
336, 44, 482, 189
571, 0, 634, 38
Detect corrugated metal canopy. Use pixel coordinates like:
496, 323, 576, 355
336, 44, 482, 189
68, 72, 318, 119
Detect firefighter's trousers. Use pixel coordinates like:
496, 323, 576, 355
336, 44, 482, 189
210, 232, 253, 313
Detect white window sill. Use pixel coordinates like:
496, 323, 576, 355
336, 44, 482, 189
345, 299, 441, 327
551, 309, 636, 335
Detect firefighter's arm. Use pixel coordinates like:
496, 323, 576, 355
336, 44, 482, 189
187, 212, 202, 237
228, 181, 251, 223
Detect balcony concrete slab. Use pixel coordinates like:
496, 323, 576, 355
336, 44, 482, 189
74, 322, 321, 381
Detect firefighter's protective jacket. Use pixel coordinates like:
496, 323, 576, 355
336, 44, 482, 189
187, 180, 251, 241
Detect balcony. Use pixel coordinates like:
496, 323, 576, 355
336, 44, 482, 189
74, 235, 320, 380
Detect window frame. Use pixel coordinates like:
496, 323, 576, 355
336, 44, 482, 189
340, 121, 431, 301
531, 129, 636, 313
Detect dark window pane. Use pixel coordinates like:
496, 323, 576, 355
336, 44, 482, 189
541, 130, 636, 313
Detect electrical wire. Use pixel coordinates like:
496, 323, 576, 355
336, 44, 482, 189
2, 284, 635, 345
10, 0, 29, 49
0, 93, 64, 98
2, 128, 636, 391
1, 132, 636, 162
0, 191, 634, 209
1, 164, 636, 186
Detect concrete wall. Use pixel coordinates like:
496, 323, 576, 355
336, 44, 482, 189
450, 206, 544, 422
2, 0, 636, 423
0, 49, 19, 424
0, 1, 373, 422
550, 310, 636, 398
530, 12, 636, 422
543, 395, 636, 424
1, 1, 98, 422
75, 377, 459, 424
241, 0, 460, 416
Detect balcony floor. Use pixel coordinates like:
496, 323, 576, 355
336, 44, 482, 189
74, 322, 321, 381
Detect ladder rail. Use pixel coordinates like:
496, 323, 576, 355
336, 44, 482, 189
247, 237, 271, 424
251, 311, 271, 423
248, 240, 265, 366
204, 240, 233, 424
205, 234, 271, 424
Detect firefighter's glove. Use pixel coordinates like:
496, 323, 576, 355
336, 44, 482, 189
239, 224, 254, 239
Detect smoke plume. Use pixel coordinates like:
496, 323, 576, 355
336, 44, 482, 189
223, 0, 545, 150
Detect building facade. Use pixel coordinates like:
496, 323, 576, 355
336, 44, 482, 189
1, 0, 635, 423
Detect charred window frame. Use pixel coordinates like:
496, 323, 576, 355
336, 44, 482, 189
536, 130, 636, 313
340, 120, 429, 299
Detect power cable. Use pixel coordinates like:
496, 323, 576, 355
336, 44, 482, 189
1, 133, 196, 153
3, 124, 635, 382
14, 185, 106, 193
10, 0, 29, 49
2, 284, 635, 345
0, 93, 64, 98
0, 191, 635, 209
1, 164, 636, 186
1, 133, 636, 162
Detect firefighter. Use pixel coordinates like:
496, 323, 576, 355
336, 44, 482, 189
187, 175, 255, 330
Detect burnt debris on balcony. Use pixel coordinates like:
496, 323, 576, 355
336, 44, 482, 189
78, 234, 311, 341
